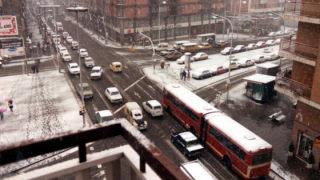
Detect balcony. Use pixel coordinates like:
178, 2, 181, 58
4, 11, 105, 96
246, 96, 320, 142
117, 0, 125, 5
0, 119, 189, 180
275, 67, 312, 100
249, 7, 284, 13
283, 1, 320, 24
279, 39, 318, 66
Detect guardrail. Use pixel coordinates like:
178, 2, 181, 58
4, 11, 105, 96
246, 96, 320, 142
284, 1, 320, 18
280, 39, 319, 61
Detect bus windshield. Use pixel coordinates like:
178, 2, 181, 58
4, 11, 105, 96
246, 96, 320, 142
252, 151, 272, 165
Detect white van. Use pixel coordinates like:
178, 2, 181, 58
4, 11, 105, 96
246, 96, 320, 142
173, 41, 190, 50
56, 22, 63, 31
155, 43, 169, 52
124, 102, 147, 130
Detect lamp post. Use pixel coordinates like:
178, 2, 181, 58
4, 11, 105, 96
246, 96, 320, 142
212, 13, 233, 104
233, 0, 246, 39
159, 1, 166, 44
269, 12, 285, 68
52, 5, 61, 73
140, 32, 156, 73
66, 6, 89, 128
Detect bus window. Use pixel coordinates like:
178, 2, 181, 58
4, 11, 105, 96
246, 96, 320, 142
227, 141, 239, 155
239, 149, 246, 161
252, 151, 272, 165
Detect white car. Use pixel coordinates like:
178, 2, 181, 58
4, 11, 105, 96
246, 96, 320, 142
265, 52, 280, 61
268, 32, 276, 37
275, 38, 281, 44
275, 31, 284, 36
62, 32, 69, 39
245, 43, 257, 50
78, 48, 88, 58
266, 40, 276, 46
66, 36, 73, 44
221, 47, 233, 55
71, 41, 79, 50
62, 52, 72, 62
95, 110, 115, 123
68, 63, 80, 74
160, 49, 176, 56
191, 52, 208, 61
58, 46, 67, 55
252, 55, 267, 63
105, 87, 123, 103
142, 100, 163, 117
237, 58, 255, 67
84, 57, 95, 68
223, 61, 239, 70
90, 66, 102, 80
176, 55, 194, 64
233, 45, 245, 53
263, 48, 273, 53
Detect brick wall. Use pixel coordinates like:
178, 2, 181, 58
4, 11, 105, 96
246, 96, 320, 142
291, 61, 315, 87
296, 22, 320, 48
310, 44, 320, 104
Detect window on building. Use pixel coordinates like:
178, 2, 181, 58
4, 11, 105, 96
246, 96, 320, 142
160, 18, 165, 25
138, 8, 141, 14
186, 5, 189, 11
160, 6, 168, 12
118, 9, 125, 17
168, 17, 174, 25
193, 5, 196, 10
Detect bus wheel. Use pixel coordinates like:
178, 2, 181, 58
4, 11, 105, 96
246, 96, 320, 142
168, 106, 172, 116
190, 126, 196, 135
223, 156, 232, 170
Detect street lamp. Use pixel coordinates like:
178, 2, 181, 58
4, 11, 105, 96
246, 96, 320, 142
159, 1, 166, 44
212, 13, 233, 104
140, 32, 156, 73
269, 12, 285, 68
233, 0, 246, 39
66, 6, 89, 128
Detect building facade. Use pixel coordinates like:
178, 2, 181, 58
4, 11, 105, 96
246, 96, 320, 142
76, 0, 225, 45
275, 0, 320, 170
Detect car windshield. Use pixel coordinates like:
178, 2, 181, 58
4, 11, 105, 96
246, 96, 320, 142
92, 70, 100, 73
71, 65, 78, 68
186, 140, 200, 147
101, 116, 114, 122
111, 91, 119, 95
83, 86, 92, 91
154, 106, 162, 110
134, 113, 142, 117
85, 59, 92, 62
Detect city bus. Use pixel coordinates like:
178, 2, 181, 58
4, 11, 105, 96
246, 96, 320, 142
162, 84, 273, 179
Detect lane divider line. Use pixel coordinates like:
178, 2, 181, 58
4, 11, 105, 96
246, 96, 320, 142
113, 105, 125, 115
137, 84, 153, 99
124, 75, 146, 92
91, 83, 113, 113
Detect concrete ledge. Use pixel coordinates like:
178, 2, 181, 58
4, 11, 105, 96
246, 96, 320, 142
279, 51, 316, 66
283, 14, 320, 25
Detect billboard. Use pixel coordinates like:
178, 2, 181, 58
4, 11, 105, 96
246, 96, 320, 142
0, 39, 25, 57
0, 16, 18, 36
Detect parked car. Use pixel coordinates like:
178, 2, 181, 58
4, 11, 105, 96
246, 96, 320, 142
266, 40, 276, 46
65, 17, 72, 22
221, 47, 234, 55
61, 52, 72, 62
198, 43, 212, 50
275, 31, 284, 36
78, 48, 88, 58
155, 43, 169, 52
95, 110, 115, 123
252, 55, 267, 63
256, 41, 268, 48
142, 100, 163, 117
233, 45, 246, 53
76, 83, 93, 99
66, 36, 73, 44
90, 66, 102, 80
191, 52, 208, 61
62, 32, 69, 39
237, 58, 255, 67
268, 32, 276, 37
105, 87, 123, 103
265, 52, 280, 61
46, 28, 52, 35
165, 51, 183, 60
211, 65, 228, 75
285, 29, 295, 35
263, 48, 273, 53
58, 46, 67, 55
68, 63, 80, 74
84, 57, 95, 68
275, 38, 281, 44
245, 43, 257, 50
71, 41, 79, 50
176, 55, 194, 64
214, 40, 228, 47
171, 132, 204, 157
192, 68, 213, 80
160, 48, 176, 56
223, 61, 239, 70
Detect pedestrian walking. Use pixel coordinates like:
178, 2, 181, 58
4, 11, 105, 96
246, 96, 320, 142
8, 100, 13, 112
187, 70, 190, 81
182, 69, 187, 81
0, 112, 4, 121
31, 65, 36, 73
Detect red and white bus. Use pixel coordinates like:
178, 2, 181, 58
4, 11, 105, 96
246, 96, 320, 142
163, 84, 273, 179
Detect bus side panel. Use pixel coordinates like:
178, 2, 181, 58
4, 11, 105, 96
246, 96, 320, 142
205, 132, 224, 160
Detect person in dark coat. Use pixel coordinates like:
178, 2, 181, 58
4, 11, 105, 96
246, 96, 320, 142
31, 65, 36, 73
8, 100, 13, 112
182, 70, 187, 81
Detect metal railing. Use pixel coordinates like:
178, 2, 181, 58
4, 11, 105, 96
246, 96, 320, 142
275, 68, 312, 99
280, 39, 319, 61
284, 1, 320, 18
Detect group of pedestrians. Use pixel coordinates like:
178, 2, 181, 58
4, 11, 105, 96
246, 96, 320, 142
180, 69, 190, 81
31, 59, 40, 74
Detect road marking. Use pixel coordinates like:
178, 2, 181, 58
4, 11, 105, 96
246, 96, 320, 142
124, 73, 129, 78
134, 92, 141, 98
148, 85, 155, 91
91, 83, 113, 113
113, 105, 125, 115
124, 66, 128, 69
124, 75, 146, 91
199, 157, 227, 180
92, 104, 98, 111
137, 84, 153, 99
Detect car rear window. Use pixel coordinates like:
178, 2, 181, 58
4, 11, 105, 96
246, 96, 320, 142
115, 65, 121, 68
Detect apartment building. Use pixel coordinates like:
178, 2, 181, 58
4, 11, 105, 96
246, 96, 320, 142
229, 0, 284, 14
77, 0, 225, 45
275, 0, 320, 170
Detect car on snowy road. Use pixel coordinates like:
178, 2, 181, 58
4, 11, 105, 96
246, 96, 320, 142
66, 36, 73, 44
191, 52, 208, 61
211, 65, 228, 75
142, 100, 163, 117
171, 132, 204, 157
90, 66, 102, 80
176, 55, 195, 64
165, 51, 183, 60
265, 52, 280, 61
256, 41, 268, 48
78, 48, 88, 58
233, 45, 246, 53
237, 58, 255, 67
76, 83, 93, 99
221, 47, 234, 55
223, 61, 239, 70
252, 55, 267, 63
84, 57, 95, 68
95, 110, 115, 123
105, 87, 123, 103
68, 63, 80, 74
245, 43, 257, 50
192, 68, 213, 80
62, 52, 72, 62
198, 43, 212, 51
160, 48, 176, 56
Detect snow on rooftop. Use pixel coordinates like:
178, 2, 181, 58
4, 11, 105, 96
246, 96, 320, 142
256, 63, 279, 69
98, 110, 112, 117
164, 84, 219, 114
206, 113, 272, 153
243, 74, 276, 84
179, 132, 197, 142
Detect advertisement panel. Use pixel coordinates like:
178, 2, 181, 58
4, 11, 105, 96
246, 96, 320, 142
0, 39, 25, 57
0, 16, 18, 36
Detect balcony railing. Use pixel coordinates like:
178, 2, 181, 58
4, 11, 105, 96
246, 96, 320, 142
280, 39, 319, 62
275, 68, 312, 99
284, 1, 320, 18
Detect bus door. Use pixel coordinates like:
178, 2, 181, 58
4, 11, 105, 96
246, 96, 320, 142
200, 114, 209, 147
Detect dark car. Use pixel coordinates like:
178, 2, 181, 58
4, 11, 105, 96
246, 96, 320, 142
165, 51, 183, 60
171, 132, 204, 157
76, 83, 93, 99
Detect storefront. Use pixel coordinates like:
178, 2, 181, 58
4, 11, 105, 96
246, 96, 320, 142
296, 131, 314, 162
